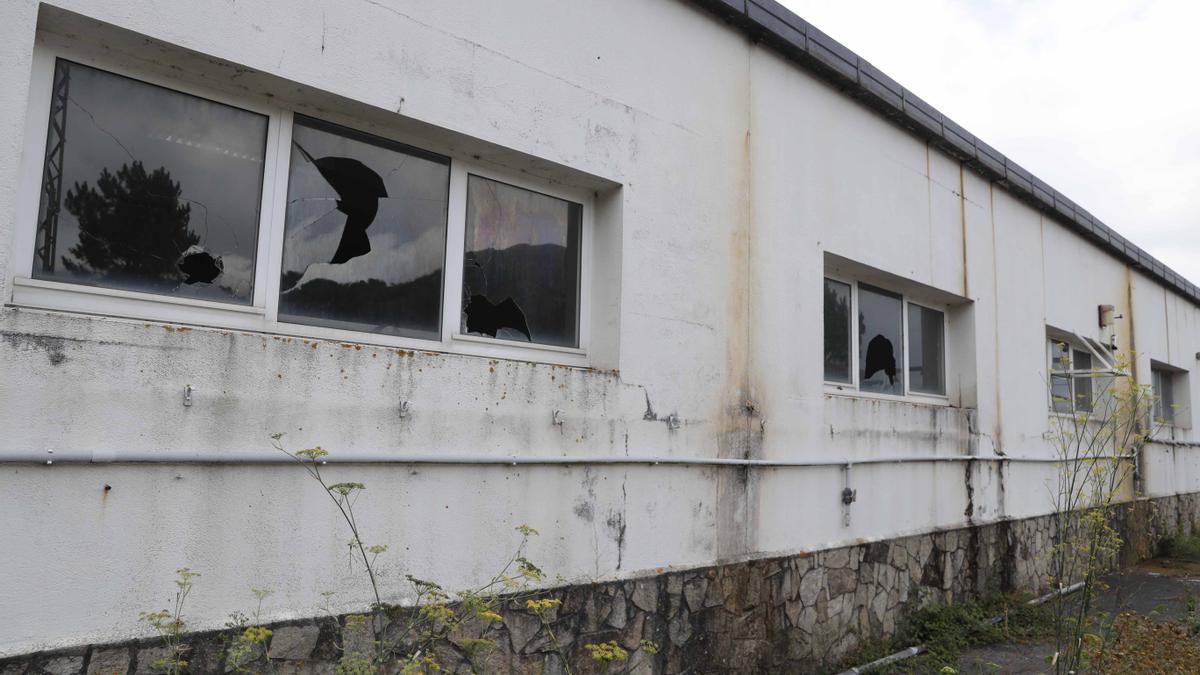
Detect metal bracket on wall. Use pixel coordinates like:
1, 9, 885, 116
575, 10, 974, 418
666, 413, 681, 431
552, 410, 564, 427
841, 463, 857, 527
183, 384, 194, 408
398, 400, 410, 419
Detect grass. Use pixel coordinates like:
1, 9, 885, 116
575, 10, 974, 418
834, 594, 1055, 674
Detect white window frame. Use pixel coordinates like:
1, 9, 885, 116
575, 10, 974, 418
822, 274, 949, 404
1150, 363, 1189, 429
1046, 336, 1099, 415
7, 42, 594, 367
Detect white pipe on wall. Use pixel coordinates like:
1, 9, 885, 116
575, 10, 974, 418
0, 450, 1136, 466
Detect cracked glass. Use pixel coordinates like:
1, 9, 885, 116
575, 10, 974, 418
858, 284, 904, 395
462, 175, 581, 348
33, 59, 267, 304
278, 116, 450, 339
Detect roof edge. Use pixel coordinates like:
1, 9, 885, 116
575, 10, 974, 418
686, 0, 1200, 306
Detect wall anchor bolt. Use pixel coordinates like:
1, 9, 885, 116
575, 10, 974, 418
667, 413, 681, 431
552, 410, 564, 426
183, 384, 194, 407
399, 400, 410, 419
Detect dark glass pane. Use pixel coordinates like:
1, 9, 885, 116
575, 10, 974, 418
823, 279, 852, 383
858, 284, 904, 395
1072, 349, 1093, 412
278, 117, 449, 339
462, 175, 581, 348
1049, 340, 1073, 412
907, 304, 945, 395
34, 60, 266, 304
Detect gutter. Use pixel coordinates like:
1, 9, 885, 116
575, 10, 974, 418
684, 0, 1200, 307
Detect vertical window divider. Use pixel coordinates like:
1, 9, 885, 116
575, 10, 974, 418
902, 298, 911, 397
441, 160, 469, 343
261, 111, 294, 324
851, 279, 860, 389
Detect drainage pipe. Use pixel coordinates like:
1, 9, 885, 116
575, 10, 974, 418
836, 645, 928, 675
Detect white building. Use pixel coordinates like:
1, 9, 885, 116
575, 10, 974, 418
1, 1, 1198, 672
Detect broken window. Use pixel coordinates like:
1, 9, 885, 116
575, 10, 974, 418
823, 278, 852, 383
461, 175, 581, 348
907, 303, 945, 395
33, 59, 266, 304
1048, 339, 1094, 413
858, 284, 904, 395
278, 116, 450, 339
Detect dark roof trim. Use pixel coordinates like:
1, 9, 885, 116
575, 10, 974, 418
688, 0, 1200, 305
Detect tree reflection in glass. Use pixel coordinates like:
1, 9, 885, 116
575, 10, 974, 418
34, 60, 267, 303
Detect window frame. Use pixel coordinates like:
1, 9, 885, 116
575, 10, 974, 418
1150, 363, 1190, 429
1046, 337, 1099, 415
7, 44, 594, 366
822, 274, 950, 404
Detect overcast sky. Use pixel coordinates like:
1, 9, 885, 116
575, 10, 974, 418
780, 0, 1200, 285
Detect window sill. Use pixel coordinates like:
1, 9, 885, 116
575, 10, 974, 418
824, 384, 952, 407
7, 277, 592, 368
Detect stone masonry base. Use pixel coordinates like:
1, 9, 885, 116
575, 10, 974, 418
4, 492, 1199, 674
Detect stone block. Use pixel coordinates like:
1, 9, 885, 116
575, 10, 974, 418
826, 568, 857, 598
631, 580, 658, 613
42, 655, 83, 675
798, 568, 823, 606
682, 578, 708, 612
87, 649, 130, 675
605, 589, 627, 629
270, 625, 320, 661
134, 647, 171, 675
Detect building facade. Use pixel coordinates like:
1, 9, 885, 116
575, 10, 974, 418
1, 0, 1199, 671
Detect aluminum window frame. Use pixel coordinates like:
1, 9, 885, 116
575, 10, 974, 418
7, 43, 595, 367
822, 274, 950, 404
1046, 337, 1100, 414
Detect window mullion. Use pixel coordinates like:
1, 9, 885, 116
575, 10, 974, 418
442, 161, 469, 344
260, 111, 294, 324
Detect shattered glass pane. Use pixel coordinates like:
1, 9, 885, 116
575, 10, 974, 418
823, 278, 852, 383
907, 303, 945, 395
462, 175, 581, 348
858, 284, 904, 395
34, 60, 266, 304
278, 116, 450, 339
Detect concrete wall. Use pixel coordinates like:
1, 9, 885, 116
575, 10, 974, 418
1, 0, 1199, 658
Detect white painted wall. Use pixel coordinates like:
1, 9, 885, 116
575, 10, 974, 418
1, 0, 1199, 656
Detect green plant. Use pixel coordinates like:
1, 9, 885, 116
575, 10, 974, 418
138, 568, 200, 675
272, 434, 555, 673
1043, 353, 1164, 674
225, 588, 275, 672
1164, 531, 1200, 561
835, 594, 1055, 673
